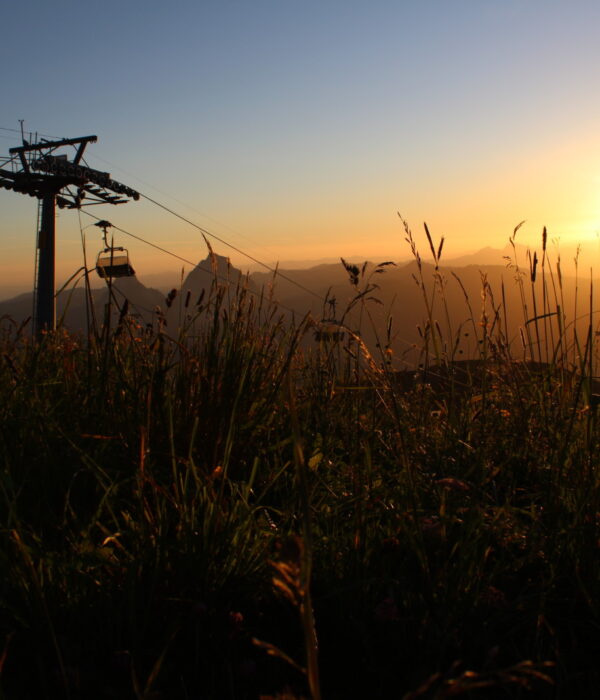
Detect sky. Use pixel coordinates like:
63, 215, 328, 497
1, 0, 600, 293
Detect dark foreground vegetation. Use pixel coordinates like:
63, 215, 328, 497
0, 227, 598, 698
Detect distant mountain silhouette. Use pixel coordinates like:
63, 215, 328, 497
0, 275, 164, 335
435, 240, 596, 275
2, 250, 597, 368
251, 257, 599, 365
162, 254, 259, 328
438, 243, 526, 268
181, 254, 245, 295
246, 256, 372, 272
0, 254, 255, 336
0, 285, 31, 302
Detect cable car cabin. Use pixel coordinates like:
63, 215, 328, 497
96, 247, 135, 279
314, 320, 345, 342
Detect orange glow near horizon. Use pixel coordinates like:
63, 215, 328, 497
4, 2, 600, 294
2, 122, 600, 292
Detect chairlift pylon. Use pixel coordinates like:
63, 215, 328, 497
94, 220, 135, 279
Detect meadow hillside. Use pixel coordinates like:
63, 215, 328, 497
251, 255, 599, 368
0, 254, 248, 337
0, 235, 598, 698
2, 241, 597, 371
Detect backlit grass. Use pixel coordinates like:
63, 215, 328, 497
0, 229, 598, 699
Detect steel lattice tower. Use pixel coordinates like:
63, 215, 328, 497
0, 135, 139, 335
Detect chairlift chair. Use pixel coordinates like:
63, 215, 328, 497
96, 246, 135, 279
94, 219, 135, 279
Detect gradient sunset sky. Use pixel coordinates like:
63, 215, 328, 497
1, 0, 600, 289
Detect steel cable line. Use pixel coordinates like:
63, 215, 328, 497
67, 154, 452, 372
1, 125, 477, 384
0, 122, 460, 346
0, 169, 473, 389
75, 213, 163, 325
78, 208, 305, 317
83, 206, 459, 382
68, 148, 389, 313
81, 171, 482, 379
78, 153, 416, 348
110, 284, 157, 318
0, 125, 64, 140
139, 193, 326, 303
79, 205, 470, 385
82, 151, 285, 265
80, 209, 209, 269
76, 213, 159, 326
20, 141, 480, 384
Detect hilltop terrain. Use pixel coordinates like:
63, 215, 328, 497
0, 261, 598, 697
2, 244, 597, 369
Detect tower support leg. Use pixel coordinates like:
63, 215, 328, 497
35, 193, 56, 336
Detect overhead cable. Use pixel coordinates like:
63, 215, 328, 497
140, 193, 326, 303
78, 208, 303, 316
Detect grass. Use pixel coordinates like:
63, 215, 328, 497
0, 227, 598, 699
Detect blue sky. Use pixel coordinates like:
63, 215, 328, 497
1, 0, 600, 289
